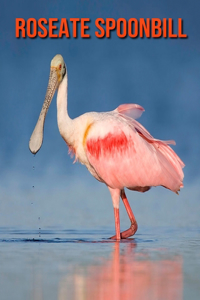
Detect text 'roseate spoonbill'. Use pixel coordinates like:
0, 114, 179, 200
29, 54, 184, 240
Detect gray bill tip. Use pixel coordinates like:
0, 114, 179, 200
29, 135, 43, 154
29, 118, 44, 154
29, 140, 42, 154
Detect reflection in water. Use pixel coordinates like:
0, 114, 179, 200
58, 243, 183, 300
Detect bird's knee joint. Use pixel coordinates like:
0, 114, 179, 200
130, 220, 138, 233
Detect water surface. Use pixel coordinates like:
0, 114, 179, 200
0, 226, 199, 300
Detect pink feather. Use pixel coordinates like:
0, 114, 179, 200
86, 106, 184, 193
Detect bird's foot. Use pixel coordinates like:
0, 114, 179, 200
109, 220, 138, 240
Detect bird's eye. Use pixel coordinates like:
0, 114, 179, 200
59, 64, 62, 70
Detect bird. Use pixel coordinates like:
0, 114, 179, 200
29, 54, 184, 241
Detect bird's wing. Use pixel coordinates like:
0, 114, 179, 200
117, 110, 185, 171
85, 108, 184, 193
115, 103, 176, 145
114, 103, 145, 120
115, 103, 184, 172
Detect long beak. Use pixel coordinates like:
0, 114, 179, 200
29, 68, 58, 154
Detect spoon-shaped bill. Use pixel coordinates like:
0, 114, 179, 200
29, 68, 58, 154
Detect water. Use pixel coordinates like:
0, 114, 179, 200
0, 226, 199, 300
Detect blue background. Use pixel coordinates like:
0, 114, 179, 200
0, 0, 200, 230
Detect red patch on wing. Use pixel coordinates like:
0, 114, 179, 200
87, 132, 132, 159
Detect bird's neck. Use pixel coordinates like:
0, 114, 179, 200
57, 74, 74, 145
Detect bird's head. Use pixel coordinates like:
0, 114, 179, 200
29, 54, 67, 154
50, 54, 66, 84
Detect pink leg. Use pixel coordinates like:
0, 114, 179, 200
112, 207, 121, 241
108, 187, 121, 240
110, 190, 138, 239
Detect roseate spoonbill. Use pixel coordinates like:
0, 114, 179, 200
29, 54, 184, 240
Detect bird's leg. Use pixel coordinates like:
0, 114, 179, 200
110, 189, 138, 239
108, 187, 121, 241
120, 189, 138, 238
112, 207, 121, 241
